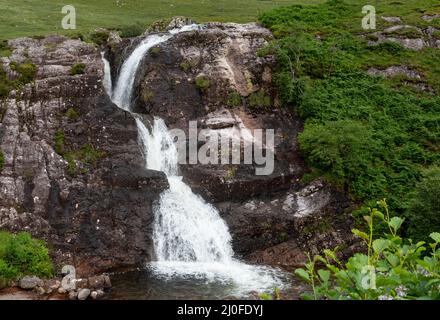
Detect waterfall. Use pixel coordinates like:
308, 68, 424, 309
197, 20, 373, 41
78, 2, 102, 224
102, 25, 284, 294
101, 51, 112, 95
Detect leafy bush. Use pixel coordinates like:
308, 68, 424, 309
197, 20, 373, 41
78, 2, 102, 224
180, 60, 191, 72
54, 129, 104, 175
0, 63, 11, 98
259, 1, 440, 226
70, 63, 86, 75
54, 129, 65, 155
248, 90, 271, 109
295, 200, 440, 300
227, 91, 242, 107
368, 41, 406, 55
0, 40, 11, 57
195, 75, 211, 92
298, 120, 376, 186
65, 107, 79, 120
0, 231, 53, 281
89, 29, 109, 45
405, 167, 440, 242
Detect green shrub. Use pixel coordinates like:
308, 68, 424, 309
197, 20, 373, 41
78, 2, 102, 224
249, 90, 271, 108
295, 200, 440, 300
65, 107, 79, 120
10, 62, 37, 86
369, 41, 406, 55
76, 143, 105, 167
89, 29, 109, 45
118, 23, 145, 38
180, 60, 191, 72
195, 75, 211, 92
0, 81, 10, 98
180, 58, 199, 72
64, 152, 77, 176
0, 40, 11, 57
54, 128, 104, 175
405, 166, 440, 242
298, 120, 376, 186
141, 88, 154, 103
0, 64, 12, 98
0, 231, 53, 281
0, 150, 4, 172
70, 63, 86, 75
54, 129, 65, 155
227, 91, 242, 107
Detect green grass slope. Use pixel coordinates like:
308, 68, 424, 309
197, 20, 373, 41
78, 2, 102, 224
0, 0, 325, 39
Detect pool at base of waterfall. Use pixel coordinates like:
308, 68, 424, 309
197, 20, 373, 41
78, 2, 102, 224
105, 263, 296, 300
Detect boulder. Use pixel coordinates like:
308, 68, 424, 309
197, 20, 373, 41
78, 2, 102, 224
77, 288, 91, 300
19, 276, 43, 290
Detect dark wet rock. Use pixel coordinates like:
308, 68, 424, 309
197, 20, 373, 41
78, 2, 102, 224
0, 35, 168, 276
218, 179, 356, 261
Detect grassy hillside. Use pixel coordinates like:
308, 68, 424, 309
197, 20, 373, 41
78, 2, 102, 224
0, 0, 325, 39
259, 0, 440, 239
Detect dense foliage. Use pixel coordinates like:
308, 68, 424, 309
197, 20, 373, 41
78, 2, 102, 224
295, 200, 440, 300
406, 167, 440, 242
260, 0, 440, 238
0, 232, 53, 282
70, 63, 86, 75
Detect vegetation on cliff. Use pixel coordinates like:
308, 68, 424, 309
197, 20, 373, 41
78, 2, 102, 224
0, 232, 53, 283
295, 200, 440, 300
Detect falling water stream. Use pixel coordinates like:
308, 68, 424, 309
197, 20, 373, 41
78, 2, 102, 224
102, 25, 286, 298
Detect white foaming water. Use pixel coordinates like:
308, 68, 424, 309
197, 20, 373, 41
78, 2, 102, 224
102, 25, 285, 295
101, 51, 112, 96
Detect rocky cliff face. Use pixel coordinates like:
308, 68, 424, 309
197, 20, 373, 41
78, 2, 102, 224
108, 21, 358, 269
0, 35, 168, 276
0, 20, 357, 275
